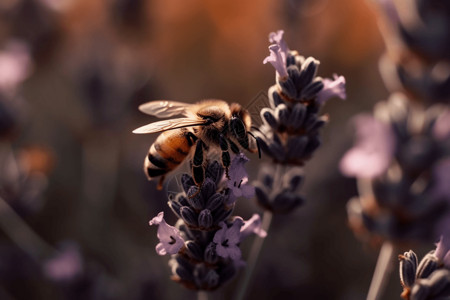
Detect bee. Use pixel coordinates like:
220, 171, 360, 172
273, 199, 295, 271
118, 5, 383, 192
133, 100, 260, 189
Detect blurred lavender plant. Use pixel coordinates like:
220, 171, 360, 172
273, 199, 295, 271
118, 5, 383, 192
398, 235, 450, 300
341, 1, 450, 299
341, 94, 450, 244
254, 30, 346, 213
148, 156, 266, 291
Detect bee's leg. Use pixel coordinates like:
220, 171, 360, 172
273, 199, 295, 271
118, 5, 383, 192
227, 138, 240, 154
219, 134, 231, 179
157, 175, 166, 190
185, 131, 198, 146
247, 132, 261, 158
192, 139, 205, 186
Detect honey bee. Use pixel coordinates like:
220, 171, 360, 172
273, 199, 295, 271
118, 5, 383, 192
133, 100, 260, 189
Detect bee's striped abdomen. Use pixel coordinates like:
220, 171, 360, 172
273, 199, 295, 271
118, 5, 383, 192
144, 129, 193, 180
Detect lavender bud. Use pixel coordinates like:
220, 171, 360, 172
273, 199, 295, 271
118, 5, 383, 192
213, 207, 233, 224
304, 136, 321, 157
289, 103, 307, 130
180, 206, 198, 227
399, 250, 418, 288
286, 136, 308, 160
417, 251, 439, 279
181, 174, 195, 193
301, 79, 324, 100
198, 209, 213, 229
261, 108, 278, 129
204, 269, 220, 289
170, 257, 194, 282
306, 118, 327, 135
268, 85, 284, 108
185, 241, 203, 261
298, 57, 319, 89
186, 187, 204, 210
426, 269, 450, 297
201, 178, 216, 201
205, 193, 224, 211
204, 242, 218, 264
168, 200, 182, 218
177, 194, 190, 207
411, 283, 430, 300
276, 104, 290, 128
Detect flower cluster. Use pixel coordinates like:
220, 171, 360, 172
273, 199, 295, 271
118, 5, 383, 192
342, 94, 450, 244
376, 0, 450, 104
253, 30, 346, 213
398, 236, 450, 300
149, 156, 265, 290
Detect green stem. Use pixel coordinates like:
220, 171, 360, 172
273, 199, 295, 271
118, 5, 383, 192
235, 210, 273, 300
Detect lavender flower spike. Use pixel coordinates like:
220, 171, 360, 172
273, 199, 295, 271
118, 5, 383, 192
149, 212, 184, 255
263, 44, 288, 79
316, 74, 347, 105
214, 219, 244, 260
239, 214, 267, 242
435, 235, 450, 269
226, 153, 255, 205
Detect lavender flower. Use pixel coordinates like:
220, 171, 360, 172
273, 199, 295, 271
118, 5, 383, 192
342, 94, 450, 244
226, 153, 255, 205
214, 219, 243, 260
316, 74, 347, 105
0, 40, 32, 95
263, 44, 288, 79
149, 212, 185, 256
43, 243, 83, 282
340, 114, 396, 179
149, 157, 264, 290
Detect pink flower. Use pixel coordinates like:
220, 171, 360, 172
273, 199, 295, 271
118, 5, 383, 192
340, 115, 396, 178
0, 40, 31, 94
149, 212, 184, 255
316, 74, 347, 105
43, 243, 83, 282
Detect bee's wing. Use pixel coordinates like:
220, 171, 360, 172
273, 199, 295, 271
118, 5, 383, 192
138, 101, 193, 118
133, 118, 206, 134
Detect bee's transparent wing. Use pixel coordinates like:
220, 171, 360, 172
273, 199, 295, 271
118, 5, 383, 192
138, 101, 193, 118
133, 118, 206, 134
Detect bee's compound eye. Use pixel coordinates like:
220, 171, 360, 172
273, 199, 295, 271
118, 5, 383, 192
231, 117, 246, 139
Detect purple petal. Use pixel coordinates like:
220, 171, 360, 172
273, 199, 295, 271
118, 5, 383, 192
43, 243, 83, 282
240, 214, 267, 242
268, 30, 289, 57
316, 74, 346, 105
340, 115, 395, 178
263, 44, 288, 78
0, 40, 31, 93
435, 235, 450, 264
213, 222, 228, 244
149, 212, 164, 225
149, 212, 184, 255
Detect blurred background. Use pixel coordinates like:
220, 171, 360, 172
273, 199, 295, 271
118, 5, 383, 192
0, 0, 403, 299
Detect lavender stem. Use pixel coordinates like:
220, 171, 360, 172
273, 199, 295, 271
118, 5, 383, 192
235, 210, 273, 300
367, 241, 395, 300
0, 195, 55, 260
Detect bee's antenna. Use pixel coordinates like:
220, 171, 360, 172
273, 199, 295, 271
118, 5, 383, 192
248, 131, 261, 159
